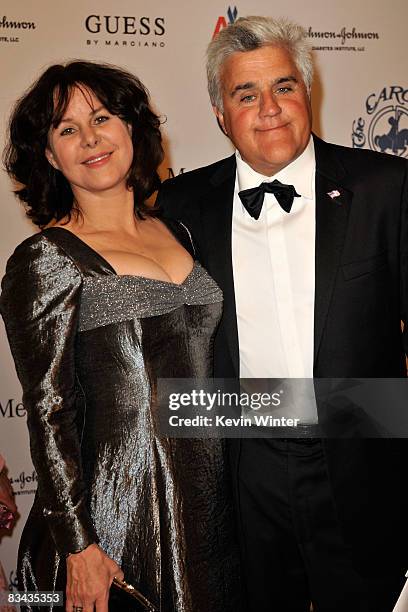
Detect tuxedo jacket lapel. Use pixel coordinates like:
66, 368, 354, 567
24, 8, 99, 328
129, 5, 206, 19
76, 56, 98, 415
313, 137, 352, 367
200, 155, 240, 376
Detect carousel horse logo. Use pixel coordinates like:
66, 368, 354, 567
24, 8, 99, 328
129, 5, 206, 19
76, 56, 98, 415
352, 86, 408, 158
373, 109, 408, 155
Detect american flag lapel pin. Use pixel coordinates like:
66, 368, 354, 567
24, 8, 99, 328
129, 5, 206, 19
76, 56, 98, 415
327, 189, 341, 201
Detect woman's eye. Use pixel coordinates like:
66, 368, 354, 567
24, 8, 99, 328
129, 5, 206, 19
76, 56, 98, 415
60, 127, 75, 136
94, 115, 109, 124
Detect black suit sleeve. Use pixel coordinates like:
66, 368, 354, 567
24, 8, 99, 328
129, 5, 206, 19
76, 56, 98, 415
157, 178, 190, 222
157, 179, 202, 261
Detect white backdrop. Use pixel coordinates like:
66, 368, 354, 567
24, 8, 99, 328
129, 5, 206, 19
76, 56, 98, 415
1, 0, 407, 591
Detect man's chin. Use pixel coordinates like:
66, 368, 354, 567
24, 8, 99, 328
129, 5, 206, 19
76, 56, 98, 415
250, 147, 300, 176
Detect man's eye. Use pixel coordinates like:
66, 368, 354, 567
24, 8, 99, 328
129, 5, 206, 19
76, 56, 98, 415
240, 94, 256, 103
60, 127, 75, 136
276, 86, 293, 94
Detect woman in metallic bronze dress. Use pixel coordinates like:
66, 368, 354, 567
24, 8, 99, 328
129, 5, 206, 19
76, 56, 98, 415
0, 61, 239, 612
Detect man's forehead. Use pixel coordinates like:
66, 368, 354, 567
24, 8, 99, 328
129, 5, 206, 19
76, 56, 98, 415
220, 46, 299, 83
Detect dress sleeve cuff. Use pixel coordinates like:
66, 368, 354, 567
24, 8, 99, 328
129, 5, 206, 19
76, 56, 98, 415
43, 498, 99, 556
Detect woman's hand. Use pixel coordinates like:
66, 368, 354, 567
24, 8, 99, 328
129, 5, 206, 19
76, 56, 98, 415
66, 543, 124, 612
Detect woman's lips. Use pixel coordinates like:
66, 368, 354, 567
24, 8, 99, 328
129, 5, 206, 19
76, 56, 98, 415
82, 152, 112, 166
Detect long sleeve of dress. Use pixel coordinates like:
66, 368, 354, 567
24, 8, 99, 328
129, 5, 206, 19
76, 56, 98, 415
0, 234, 98, 555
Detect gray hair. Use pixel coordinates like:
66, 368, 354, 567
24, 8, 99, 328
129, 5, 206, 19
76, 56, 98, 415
207, 16, 313, 110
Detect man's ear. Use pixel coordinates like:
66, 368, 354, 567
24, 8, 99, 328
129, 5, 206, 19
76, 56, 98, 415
212, 105, 228, 137
45, 147, 60, 171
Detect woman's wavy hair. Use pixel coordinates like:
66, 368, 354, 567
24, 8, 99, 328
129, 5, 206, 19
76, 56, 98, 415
3, 60, 164, 227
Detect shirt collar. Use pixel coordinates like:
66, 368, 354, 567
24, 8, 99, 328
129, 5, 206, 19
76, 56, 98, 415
235, 136, 315, 199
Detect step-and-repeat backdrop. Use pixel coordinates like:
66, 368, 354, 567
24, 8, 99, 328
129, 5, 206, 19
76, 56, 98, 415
0, 0, 407, 592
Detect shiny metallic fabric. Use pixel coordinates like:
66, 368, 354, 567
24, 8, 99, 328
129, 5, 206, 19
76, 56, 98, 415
0, 226, 241, 612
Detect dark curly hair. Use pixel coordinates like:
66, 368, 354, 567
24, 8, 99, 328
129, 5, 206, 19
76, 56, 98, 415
3, 60, 164, 227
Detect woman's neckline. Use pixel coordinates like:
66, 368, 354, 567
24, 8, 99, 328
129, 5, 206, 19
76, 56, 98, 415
43, 226, 196, 287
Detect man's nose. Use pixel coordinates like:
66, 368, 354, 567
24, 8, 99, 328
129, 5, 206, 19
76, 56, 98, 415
80, 126, 100, 148
259, 91, 282, 117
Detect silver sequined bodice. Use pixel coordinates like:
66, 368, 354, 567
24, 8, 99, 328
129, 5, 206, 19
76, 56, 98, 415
78, 261, 222, 331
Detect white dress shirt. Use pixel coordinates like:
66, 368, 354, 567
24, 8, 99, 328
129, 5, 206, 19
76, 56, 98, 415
232, 137, 318, 422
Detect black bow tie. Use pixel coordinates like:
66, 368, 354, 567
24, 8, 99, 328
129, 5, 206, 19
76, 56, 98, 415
238, 179, 301, 219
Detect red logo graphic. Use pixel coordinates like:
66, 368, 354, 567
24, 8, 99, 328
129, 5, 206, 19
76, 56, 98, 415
212, 6, 238, 39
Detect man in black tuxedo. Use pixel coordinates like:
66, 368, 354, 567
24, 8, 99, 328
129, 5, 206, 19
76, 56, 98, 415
158, 16, 408, 612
